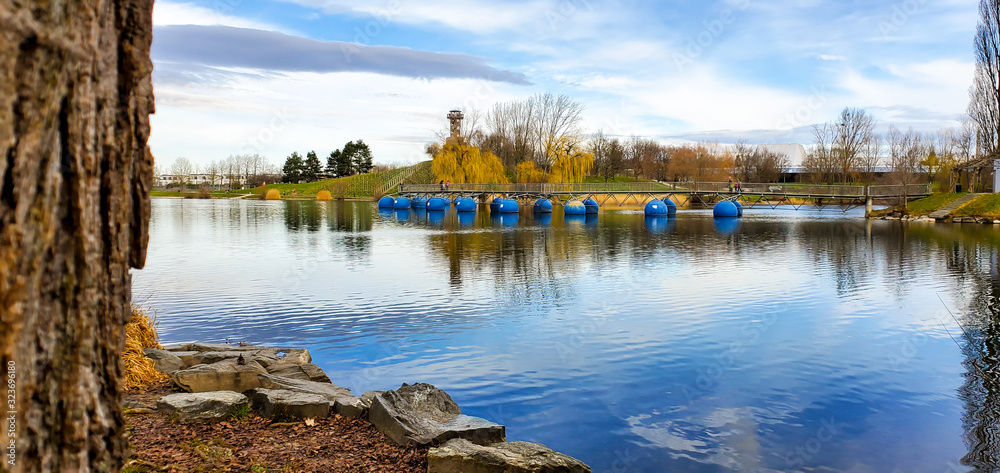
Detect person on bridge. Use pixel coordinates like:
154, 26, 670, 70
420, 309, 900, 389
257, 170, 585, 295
445, 180, 451, 191
440, 180, 445, 192
728, 178, 733, 193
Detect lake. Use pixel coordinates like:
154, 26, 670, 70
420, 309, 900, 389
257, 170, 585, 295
132, 198, 1000, 473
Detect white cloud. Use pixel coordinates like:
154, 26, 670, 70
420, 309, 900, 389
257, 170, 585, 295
153, 1, 292, 32
819, 54, 846, 61
150, 70, 533, 167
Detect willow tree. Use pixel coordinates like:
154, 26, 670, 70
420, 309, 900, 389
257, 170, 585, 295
547, 136, 594, 183
0, 1, 154, 471
430, 138, 508, 184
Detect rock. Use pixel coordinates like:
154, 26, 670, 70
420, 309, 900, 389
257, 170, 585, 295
171, 351, 200, 367
249, 388, 330, 419
171, 358, 267, 393
188, 351, 246, 365
156, 391, 248, 421
143, 348, 185, 375
360, 390, 384, 409
265, 363, 331, 383
257, 374, 366, 418
271, 348, 312, 365
428, 439, 591, 473
368, 383, 505, 447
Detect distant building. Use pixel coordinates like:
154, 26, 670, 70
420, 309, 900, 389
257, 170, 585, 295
156, 173, 231, 188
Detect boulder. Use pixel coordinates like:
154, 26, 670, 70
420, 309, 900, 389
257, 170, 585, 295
257, 374, 366, 418
265, 363, 331, 383
156, 391, 248, 421
368, 383, 505, 447
171, 358, 267, 393
250, 388, 330, 419
188, 351, 246, 366
172, 351, 200, 367
428, 439, 591, 473
142, 348, 184, 375
360, 390, 384, 409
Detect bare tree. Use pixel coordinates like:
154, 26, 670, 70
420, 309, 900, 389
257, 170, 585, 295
171, 157, 194, 191
887, 125, 924, 210
858, 133, 883, 185
206, 160, 220, 189
804, 123, 838, 183
590, 131, 625, 182
0, 1, 154, 470
970, 0, 1000, 157
481, 93, 584, 170
834, 107, 877, 182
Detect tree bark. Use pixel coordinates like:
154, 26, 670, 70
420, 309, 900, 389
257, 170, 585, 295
0, 0, 154, 471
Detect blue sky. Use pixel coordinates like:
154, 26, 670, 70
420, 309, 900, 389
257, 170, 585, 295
150, 0, 978, 168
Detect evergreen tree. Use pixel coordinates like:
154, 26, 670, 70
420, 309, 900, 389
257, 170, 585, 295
344, 140, 374, 174
282, 151, 304, 183
326, 150, 340, 178
303, 150, 323, 182
335, 146, 354, 177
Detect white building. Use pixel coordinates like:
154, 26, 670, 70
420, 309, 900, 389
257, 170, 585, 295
156, 173, 231, 188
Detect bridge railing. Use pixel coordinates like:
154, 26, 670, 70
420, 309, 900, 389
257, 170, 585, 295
867, 184, 933, 198
400, 182, 927, 198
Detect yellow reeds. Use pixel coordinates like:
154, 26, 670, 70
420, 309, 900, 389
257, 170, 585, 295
316, 190, 332, 201
123, 306, 167, 391
265, 189, 281, 200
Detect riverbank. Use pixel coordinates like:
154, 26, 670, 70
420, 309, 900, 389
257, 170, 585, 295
123, 381, 426, 472
871, 192, 1000, 222
123, 339, 591, 472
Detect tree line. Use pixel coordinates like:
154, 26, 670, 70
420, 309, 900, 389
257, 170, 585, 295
158, 154, 281, 189
428, 93, 788, 184
281, 140, 374, 183
802, 107, 977, 190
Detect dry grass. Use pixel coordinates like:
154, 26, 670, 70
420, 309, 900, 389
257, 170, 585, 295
264, 189, 281, 201
316, 190, 333, 201
123, 307, 167, 391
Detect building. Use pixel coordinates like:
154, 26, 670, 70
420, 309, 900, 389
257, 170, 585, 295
156, 173, 231, 188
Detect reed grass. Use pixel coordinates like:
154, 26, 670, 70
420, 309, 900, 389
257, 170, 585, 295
316, 190, 332, 201
123, 306, 167, 390
265, 189, 281, 200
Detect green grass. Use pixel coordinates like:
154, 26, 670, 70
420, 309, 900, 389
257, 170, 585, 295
242, 162, 429, 199
903, 192, 968, 216
952, 193, 1000, 218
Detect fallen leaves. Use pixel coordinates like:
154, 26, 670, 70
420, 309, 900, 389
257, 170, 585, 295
124, 385, 428, 472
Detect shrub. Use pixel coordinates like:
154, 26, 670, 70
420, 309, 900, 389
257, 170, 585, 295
264, 189, 281, 200
316, 190, 332, 201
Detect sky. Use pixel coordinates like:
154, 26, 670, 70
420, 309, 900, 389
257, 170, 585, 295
149, 0, 979, 169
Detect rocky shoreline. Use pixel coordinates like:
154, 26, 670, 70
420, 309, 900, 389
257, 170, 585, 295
873, 215, 1000, 224
133, 342, 591, 472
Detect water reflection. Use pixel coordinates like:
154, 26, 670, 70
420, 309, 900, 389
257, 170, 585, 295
136, 200, 1000, 473
713, 217, 741, 235
644, 216, 674, 234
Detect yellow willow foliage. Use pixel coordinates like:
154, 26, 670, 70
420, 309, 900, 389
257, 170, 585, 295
123, 306, 167, 390
431, 138, 508, 184
548, 137, 594, 183
515, 161, 547, 183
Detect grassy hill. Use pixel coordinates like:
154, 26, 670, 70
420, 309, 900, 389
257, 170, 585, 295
241, 161, 431, 199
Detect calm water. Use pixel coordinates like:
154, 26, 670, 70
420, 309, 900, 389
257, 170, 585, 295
133, 199, 1000, 473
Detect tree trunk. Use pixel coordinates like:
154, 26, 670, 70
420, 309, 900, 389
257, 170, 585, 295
0, 1, 154, 471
